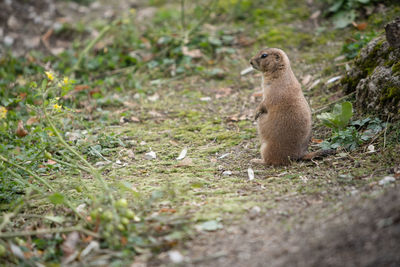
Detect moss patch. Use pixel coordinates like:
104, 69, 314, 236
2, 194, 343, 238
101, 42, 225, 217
392, 61, 400, 75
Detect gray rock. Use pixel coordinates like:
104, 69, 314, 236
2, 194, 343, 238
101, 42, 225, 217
385, 17, 400, 48
341, 19, 400, 120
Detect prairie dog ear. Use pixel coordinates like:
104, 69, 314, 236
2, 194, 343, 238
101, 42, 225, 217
274, 54, 280, 61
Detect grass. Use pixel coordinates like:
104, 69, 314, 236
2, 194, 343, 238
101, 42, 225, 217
0, 0, 400, 265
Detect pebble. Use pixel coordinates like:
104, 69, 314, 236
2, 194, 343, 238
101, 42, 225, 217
144, 151, 156, 160
168, 250, 184, 263
378, 176, 395, 186
4, 36, 14, 46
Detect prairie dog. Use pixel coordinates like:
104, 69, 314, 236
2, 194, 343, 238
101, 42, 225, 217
250, 48, 312, 166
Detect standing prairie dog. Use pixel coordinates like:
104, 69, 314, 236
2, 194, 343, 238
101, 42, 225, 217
250, 48, 312, 166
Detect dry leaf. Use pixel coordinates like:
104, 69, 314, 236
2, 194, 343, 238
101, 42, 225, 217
76, 204, 86, 213
26, 116, 39, 126
182, 46, 203, 58
169, 140, 178, 146
326, 76, 342, 84
16, 121, 28, 137
149, 110, 163, 117
51, 47, 65, 55
248, 168, 254, 181
74, 85, 90, 91
46, 160, 57, 165
159, 208, 177, 213
89, 88, 101, 96
300, 176, 308, 183
236, 35, 255, 47
215, 87, 232, 99
367, 144, 375, 153
311, 138, 323, 144
177, 157, 193, 167
352, 21, 367, 31
126, 149, 135, 159
310, 10, 321, 20
176, 147, 188, 160
252, 90, 263, 98
334, 55, 346, 62
301, 74, 312, 86
357, 22, 367, 31
227, 113, 247, 122
148, 93, 159, 102
62, 232, 80, 257
240, 66, 254, 76
307, 79, 321, 91
200, 97, 212, 102
227, 114, 239, 122
10, 243, 25, 259
80, 241, 99, 257
123, 101, 136, 108
130, 116, 140, 122
19, 92, 27, 99
218, 153, 230, 159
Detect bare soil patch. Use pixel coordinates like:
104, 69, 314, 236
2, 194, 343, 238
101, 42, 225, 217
150, 187, 400, 267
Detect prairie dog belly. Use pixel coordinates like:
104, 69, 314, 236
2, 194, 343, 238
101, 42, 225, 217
258, 105, 310, 145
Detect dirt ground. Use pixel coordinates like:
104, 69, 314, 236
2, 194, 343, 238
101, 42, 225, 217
162, 187, 400, 267
2, 1, 400, 266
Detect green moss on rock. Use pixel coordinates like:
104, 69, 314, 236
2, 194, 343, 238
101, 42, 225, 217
381, 86, 400, 102
341, 74, 361, 93
392, 61, 400, 75
356, 39, 386, 76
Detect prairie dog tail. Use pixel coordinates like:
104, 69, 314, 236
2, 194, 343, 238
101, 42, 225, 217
302, 149, 336, 160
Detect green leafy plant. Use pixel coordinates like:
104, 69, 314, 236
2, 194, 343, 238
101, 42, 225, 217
317, 101, 353, 130
341, 31, 378, 59
317, 102, 385, 150
324, 0, 373, 28
0, 71, 190, 264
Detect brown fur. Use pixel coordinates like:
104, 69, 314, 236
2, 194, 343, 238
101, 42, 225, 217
250, 48, 312, 166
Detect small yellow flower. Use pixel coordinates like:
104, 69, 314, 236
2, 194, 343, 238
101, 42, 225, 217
129, 8, 136, 15
45, 71, 55, 81
53, 104, 62, 111
0, 106, 7, 120
63, 77, 69, 85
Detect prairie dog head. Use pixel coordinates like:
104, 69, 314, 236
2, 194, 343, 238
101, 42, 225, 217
250, 48, 290, 75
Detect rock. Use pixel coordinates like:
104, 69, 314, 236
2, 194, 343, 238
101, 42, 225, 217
168, 250, 184, 263
378, 176, 396, 186
249, 206, 261, 219
144, 150, 156, 160
4, 35, 14, 46
385, 17, 400, 48
7, 15, 21, 30
341, 20, 400, 120
222, 170, 232, 176
23, 36, 40, 49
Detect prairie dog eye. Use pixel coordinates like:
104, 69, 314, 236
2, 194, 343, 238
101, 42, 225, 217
260, 53, 268, 58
